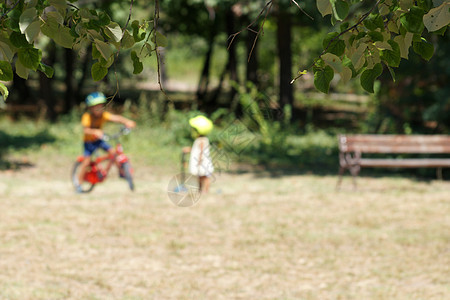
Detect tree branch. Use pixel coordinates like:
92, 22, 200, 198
291, 0, 313, 20
0, 0, 21, 21
228, 1, 273, 62
123, 0, 134, 34
153, 0, 166, 95
228, 0, 313, 63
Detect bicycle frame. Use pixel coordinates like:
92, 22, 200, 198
77, 133, 131, 185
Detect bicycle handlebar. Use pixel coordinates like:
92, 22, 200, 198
103, 126, 131, 141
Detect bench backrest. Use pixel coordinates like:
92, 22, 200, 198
338, 134, 450, 154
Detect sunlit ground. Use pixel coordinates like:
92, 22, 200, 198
0, 153, 449, 299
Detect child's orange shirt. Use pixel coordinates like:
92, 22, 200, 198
81, 111, 112, 142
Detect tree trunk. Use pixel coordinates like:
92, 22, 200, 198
276, 9, 293, 121
64, 48, 76, 113
246, 22, 259, 86
10, 72, 31, 119
196, 16, 218, 104
208, 8, 239, 111
39, 41, 57, 121
75, 45, 92, 105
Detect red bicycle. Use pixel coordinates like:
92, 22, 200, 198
71, 127, 134, 193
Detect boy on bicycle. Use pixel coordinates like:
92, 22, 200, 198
75, 92, 136, 193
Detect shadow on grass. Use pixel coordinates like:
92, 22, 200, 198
0, 129, 56, 170
224, 144, 341, 177
225, 146, 450, 184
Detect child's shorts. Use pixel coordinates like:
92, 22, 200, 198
83, 140, 111, 157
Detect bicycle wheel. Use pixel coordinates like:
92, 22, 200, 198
72, 161, 95, 193
121, 162, 134, 191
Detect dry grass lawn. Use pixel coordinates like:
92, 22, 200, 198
0, 156, 449, 299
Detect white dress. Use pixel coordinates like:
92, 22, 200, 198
189, 137, 214, 176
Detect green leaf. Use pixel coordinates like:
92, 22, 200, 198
399, 0, 414, 10
38, 62, 54, 78
323, 32, 345, 56
314, 65, 334, 94
417, 0, 433, 11
316, 0, 332, 17
98, 55, 114, 68
70, 24, 80, 38
413, 38, 434, 60
351, 43, 367, 70
10, 32, 30, 48
342, 55, 357, 78
121, 31, 135, 49
131, 51, 143, 75
321, 53, 343, 73
94, 39, 113, 60
91, 62, 108, 81
387, 20, 399, 33
17, 48, 41, 70
92, 45, 102, 60
363, 14, 384, 31
380, 40, 401, 67
26, 0, 39, 6
98, 12, 111, 26
49, 0, 67, 10
15, 59, 29, 79
7, 9, 21, 32
79, 8, 92, 19
331, 0, 349, 21
19, 8, 37, 34
400, 6, 425, 34
432, 0, 445, 6
340, 22, 349, 32
155, 31, 168, 47
374, 41, 392, 50
0, 42, 14, 62
0, 82, 9, 100
368, 31, 384, 42
0, 61, 13, 81
394, 33, 414, 59
105, 22, 123, 43
432, 26, 447, 35
356, 32, 367, 40
360, 63, 383, 93
412, 33, 423, 42
40, 14, 60, 39
136, 43, 154, 59
340, 66, 352, 84
24, 20, 41, 43
423, 2, 450, 32
54, 27, 74, 48
46, 11, 64, 25
131, 20, 145, 42
387, 66, 396, 82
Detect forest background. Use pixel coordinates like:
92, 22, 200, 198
1, 0, 449, 175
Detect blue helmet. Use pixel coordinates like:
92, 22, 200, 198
85, 92, 107, 107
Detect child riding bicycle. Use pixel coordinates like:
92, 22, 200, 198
74, 92, 136, 193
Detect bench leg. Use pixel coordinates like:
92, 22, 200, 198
437, 167, 443, 181
349, 165, 360, 190
336, 166, 346, 190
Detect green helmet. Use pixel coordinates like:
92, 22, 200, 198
189, 115, 213, 135
86, 92, 107, 107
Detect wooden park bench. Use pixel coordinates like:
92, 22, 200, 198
337, 134, 450, 188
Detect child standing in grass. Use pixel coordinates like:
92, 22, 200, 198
75, 92, 136, 193
183, 115, 214, 193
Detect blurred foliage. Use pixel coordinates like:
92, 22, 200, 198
364, 31, 450, 134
